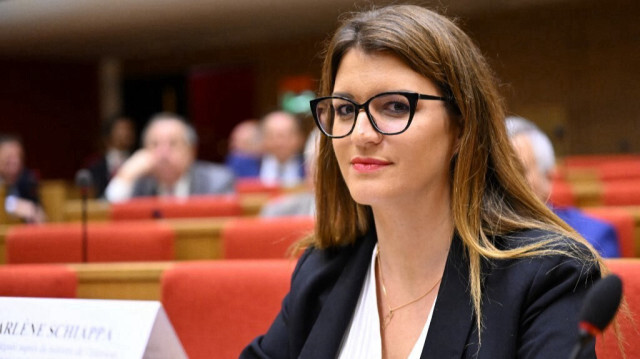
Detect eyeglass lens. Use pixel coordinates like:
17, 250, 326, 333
315, 93, 412, 137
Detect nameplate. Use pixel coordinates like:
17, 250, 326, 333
0, 297, 187, 359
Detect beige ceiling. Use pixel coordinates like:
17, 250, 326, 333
0, 0, 574, 59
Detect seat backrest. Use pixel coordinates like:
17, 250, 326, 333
222, 216, 314, 259
6, 224, 82, 263
0, 264, 76, 298
598, 162, 640, 181
549, 179, 576, 207
596, 260, 640, 359
234, 178, 282, 196
110, 195, 243, 220
562, 155, 640, 168
603, 180, 640, 206
88, 221, 175, 262
583, 207, 635, 258
6, 221, 175, 263
161, 260, 295, 359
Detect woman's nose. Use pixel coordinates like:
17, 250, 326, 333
351, 110, 382, 145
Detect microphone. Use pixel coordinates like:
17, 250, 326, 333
75, 169, 93, 263
75, 169, 93, 196
568, 274, 623, 359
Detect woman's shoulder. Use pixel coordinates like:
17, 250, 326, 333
293, 234, 373, 284
488, 228, 601, 288
497, 228, 598, 261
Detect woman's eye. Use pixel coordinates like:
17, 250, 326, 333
383, 101, 410, 115
335, 104, 355, 117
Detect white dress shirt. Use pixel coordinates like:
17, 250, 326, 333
338, 244, 435, 359
105, 173, 190, 203
259, 155, 303, 187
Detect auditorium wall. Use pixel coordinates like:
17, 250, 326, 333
0, 59, 100, 180
1, 0, 637, 181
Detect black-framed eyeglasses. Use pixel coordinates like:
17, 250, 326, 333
310, 91, 449, 138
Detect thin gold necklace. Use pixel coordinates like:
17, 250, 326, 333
376, 247, 442, 330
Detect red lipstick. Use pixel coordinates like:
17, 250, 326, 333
351, 157, 392, 172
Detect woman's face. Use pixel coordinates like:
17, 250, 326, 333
331, 49, 458, 207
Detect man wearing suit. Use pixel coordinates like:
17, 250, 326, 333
105, 113, 234, 202
506, 116, 620, 257
0, 135, 46, 223
88, 115, 136, 198
259, 111, 305, 187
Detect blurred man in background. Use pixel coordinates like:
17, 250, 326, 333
105, 112, 234, 202
260, 129, 318, 217
506, 116, 620, 257
259, 111, 305, 187
89, 115, 136, 198
0, 135, 45, 223
225, 119, 262, 179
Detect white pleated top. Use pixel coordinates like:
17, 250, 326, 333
338, 244, 436, 359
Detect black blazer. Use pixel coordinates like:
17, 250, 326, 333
88, 156, 110, 198
241, 228, 599, 358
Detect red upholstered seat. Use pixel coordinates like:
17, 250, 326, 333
222, 216, 314, 259
550, 179, 576, 207
583, 207, 635, 257
602, 180, 640, 206
6, 221, 175, 264
563, 155, 640, 168
161, 260, 295, 359
596, 260, 640, 359
0, 264, 76, 298
110, 195, 243, 220
235, 178, 282, 196
598, 162, 640, 181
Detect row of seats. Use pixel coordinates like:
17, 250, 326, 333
24, 179, 285, 223
550, 155, 640, 207
550, 179, 640, 207
5, 203, 638, 262
4, 217, 315, 264
0, 259, 636, 359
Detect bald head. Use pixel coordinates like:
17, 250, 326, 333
0, 136, 23, 185
229, 120, 262, 155
262, 111, 304, 163
142, 113, 196, 185
505, 116, 555, 202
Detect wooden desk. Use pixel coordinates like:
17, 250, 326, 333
0, 218, 230, 264
40, 180, 70, 222
64, 200, 110, 222
63, 193, 271, 221
163, 217, 228, 260
571, 182, 603, 207
0, 225, 8, 264
68, 261, 174, 301
623, 206, 640, 257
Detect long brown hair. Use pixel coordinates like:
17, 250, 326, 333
308, 4, 603, 341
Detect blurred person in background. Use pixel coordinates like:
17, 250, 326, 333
88, 115, 136, 198
225, 119, 263, 178
260, 129, 319, 217
105, 112, 234, 202
0, 135, 45, 223
259, 111, 305, 187
506, 116, 620, 257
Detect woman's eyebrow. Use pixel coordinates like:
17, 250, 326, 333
331, 92, 353, 98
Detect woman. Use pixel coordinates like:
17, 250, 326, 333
242, 5, 600, 358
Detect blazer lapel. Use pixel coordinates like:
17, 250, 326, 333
421, 237, 475, 358
297, 230, 377, 359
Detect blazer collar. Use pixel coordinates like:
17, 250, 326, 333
298, 231, 474, 359
421, 236, 475, 358
297, 228, 377, 359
